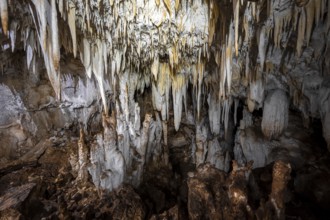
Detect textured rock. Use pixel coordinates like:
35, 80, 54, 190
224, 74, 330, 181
0, 0, 330, 218
256, 161, 291, 220
0, 183, 36, 211
187, 161, 292, 220
235, 114, 317, 169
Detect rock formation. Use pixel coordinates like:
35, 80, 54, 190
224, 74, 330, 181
0, 0, 330, 219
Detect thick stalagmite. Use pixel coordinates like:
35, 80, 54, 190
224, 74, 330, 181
88, 113, 125, 191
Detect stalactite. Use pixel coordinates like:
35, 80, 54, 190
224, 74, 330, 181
82, 38, 92, 78
196, 61, 205, 119
219, 47, 226, 99
296, 8, 306, 57
36, 0, 47, 50
9, 21, 18, 52
208, 93, 221, 135
58, 0, 63, 17
314, 0, 321, 25
261, 89, 289, 139
258, 25, 268, 71
222, 98, 232, 137
226, 25, 233, 93
26, 47, 33, 71
208, 0, 219, 45
305, 0, 315, 46
151, 55, 159, 81
175, 0, 180, 13
172, 74, 186, 131
327, 0, 330, 32
233, 0, 240, 56
163, 0, 172, 15
30, 0, 61, 100
51, 0, 60, 71
0, 0, 8, 36
92, 40, 108, 115
68, 2, 77, 58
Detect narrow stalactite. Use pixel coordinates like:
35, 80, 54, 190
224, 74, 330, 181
68, 2, 77, 58
0, 0, 8, 36
51, 0, 60, 71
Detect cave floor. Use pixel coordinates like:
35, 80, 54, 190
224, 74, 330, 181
0, 130, 330, 220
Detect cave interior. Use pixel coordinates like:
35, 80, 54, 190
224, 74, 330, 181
0, 0, 330, 219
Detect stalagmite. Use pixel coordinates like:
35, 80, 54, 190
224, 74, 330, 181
195, 122, 207, 167
77, 129, 88, 182
0, 0, 8, 36
134, 113, 152, 185
270, 161, 291, 219
261, 89, 289, 139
